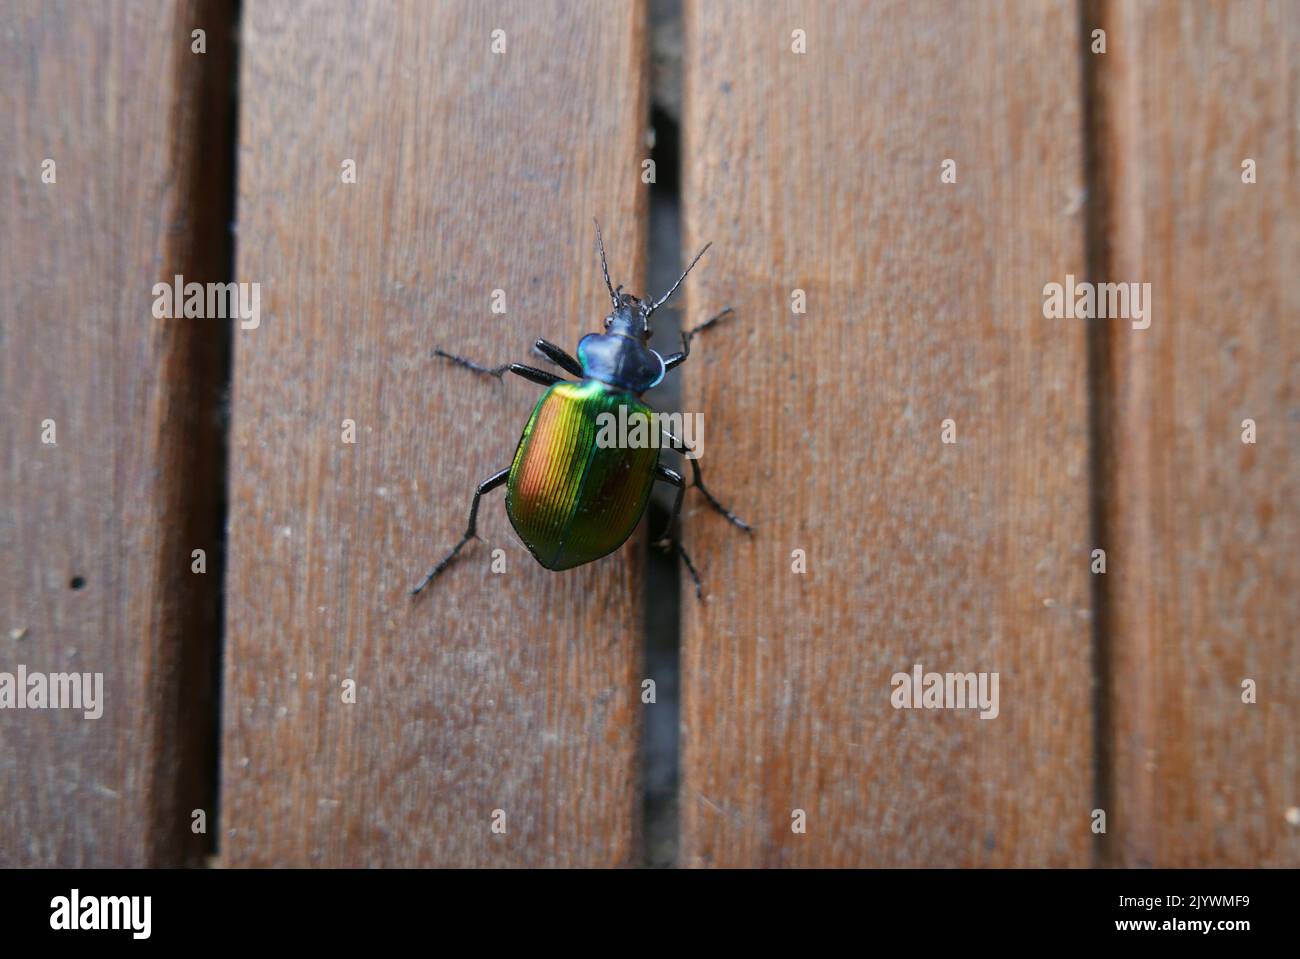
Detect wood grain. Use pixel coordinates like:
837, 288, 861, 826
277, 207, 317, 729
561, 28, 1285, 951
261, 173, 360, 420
1097, 0, 1299, 867
0, 0, 232, 866
219, 0, 648, 866
679, 0, 1095, 866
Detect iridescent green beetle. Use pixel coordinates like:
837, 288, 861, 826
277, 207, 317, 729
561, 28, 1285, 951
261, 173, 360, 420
411, 222, 750, 598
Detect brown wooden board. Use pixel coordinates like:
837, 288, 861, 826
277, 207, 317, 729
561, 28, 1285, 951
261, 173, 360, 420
0, 0, 232, 866
1097, 0, 1299, 867
678, 0, 1095, 866
219, 0, 649, 866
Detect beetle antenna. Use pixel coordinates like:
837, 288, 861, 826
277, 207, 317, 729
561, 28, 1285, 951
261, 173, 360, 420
647, 241, 712, 317
593, 218, 619, 307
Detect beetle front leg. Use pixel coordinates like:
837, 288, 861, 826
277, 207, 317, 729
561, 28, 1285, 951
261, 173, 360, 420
662, 307, 735, 372
507, 364, 563, 387
411, 466, 511, 596
432, 348, 510, 377
432, 349, 563, 387
661, 430, 752, 533
652, 463, 704, 600
533, 338, 584, 378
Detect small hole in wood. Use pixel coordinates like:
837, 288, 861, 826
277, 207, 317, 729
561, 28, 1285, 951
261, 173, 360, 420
68, 576, 86, 591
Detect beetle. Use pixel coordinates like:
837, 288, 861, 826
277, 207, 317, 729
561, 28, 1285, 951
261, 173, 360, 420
411, 221, 750, 599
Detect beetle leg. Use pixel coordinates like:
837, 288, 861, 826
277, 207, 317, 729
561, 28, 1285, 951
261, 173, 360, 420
661, 351, 686, 373
410, 467, 511, 597
652, 463, 704, 600
662, 307, 735, 372
508, 364, 562, 387
533, 338, 584, 378
661, 430, 752, 533
433, 349, 563, 388
432, 348, 510, 378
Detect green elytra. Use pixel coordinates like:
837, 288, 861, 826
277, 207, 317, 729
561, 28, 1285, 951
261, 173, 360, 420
411, 222, 752, 599
505, 380, 659, 570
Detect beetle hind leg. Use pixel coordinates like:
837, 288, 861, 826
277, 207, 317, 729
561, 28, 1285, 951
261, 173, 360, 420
411, 467, 511, 597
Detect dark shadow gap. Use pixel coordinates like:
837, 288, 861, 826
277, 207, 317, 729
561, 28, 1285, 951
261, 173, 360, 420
205, 0, 242, 864
641, 0, 685, 870
204, 0, 241, 864
149, 0, 240, 866
1078, 0, 1116, 869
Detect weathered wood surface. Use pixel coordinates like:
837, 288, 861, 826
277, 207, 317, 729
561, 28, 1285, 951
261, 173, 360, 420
679, 0, 1096, 866
1098, 0, 1299, 867
0, 0, 231, 865
3, 0, 1294, 870
219, 0, 649, 866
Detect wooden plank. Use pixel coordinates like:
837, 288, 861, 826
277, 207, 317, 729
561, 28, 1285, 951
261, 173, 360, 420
679, 0, 1094, 866
0, 0, 232, 866
220, 0, 648, 866
1098, 0, 1299, 867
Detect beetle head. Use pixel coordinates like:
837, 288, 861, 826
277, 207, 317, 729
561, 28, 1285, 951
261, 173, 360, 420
603, 292, 653, 342
593, 218, 712, 346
